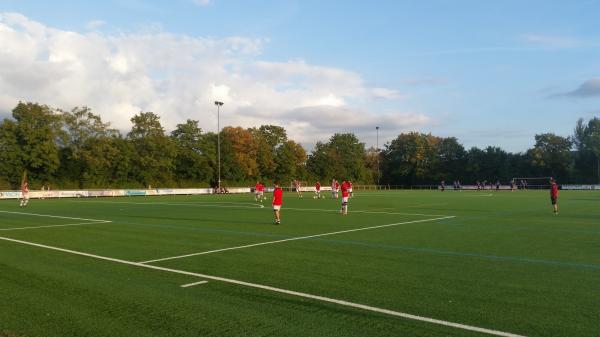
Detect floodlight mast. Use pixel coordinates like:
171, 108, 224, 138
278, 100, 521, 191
215, 101, 224, 191
376, 126, 380, 186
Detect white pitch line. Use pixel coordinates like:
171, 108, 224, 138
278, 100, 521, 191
282, 207, 450, 217
0, 235, 525, 337
73, 200, 265, 209
0, 221, 112, 231
138, 216, 456, 264
180, 280, 209, 288
0, 210, 110, 222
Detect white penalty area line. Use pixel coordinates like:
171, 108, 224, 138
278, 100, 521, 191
0, 235, 525, 337
138, 216, 456, 264
0, 210, 112, 231
180, 280, 209, 288
0, 210, 111, 222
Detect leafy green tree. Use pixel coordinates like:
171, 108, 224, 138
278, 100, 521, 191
528, 133, 573, 180
274, 140, 307, 182
0, 119, 24, 188
363, 146, 380, 184
12, 102, 62, 184
573, 117, 600, 183
249, 125, 288, 179
434, 137, 467, 181
381, 132, 438, 184
128, 112, 176, 187
465, 146, 512, 183
58, 107, 118, 187
306, 133, 366, 182
171, 119, 213, 185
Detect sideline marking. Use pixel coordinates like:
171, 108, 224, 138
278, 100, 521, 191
0, 235, 525, 337
138, 216, 455, 264
0, 221, 112, 231
180, 280, 208, 288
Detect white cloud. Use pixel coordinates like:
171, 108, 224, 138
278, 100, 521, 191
86, 20, 106, 30
0, 12, 430, 146
520, 34, 584, 49
371, 87, 407, 100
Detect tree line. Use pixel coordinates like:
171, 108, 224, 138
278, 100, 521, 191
0, 102, 598, 189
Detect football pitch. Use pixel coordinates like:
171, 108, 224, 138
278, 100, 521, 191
1, 190, 598, 337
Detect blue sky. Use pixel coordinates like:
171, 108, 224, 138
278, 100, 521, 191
1, 0, 599, 151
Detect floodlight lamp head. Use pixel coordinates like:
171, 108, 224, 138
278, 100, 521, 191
214, 101, 224, 106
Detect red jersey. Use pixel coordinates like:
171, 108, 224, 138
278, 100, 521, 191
255, 183, 264, 192
272, 187, 283, 206
335, 181, 340, 190
21, 184, 29, 193
550, 183, 558, 198
341, 182, 350, 198
315, 182, 321, 191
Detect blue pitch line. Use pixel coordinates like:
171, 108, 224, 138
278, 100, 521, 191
311, 238, 600, 271
83, 219, 600, 271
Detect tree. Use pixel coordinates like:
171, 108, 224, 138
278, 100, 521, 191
573, 117, 600, 183
528, 133, 573, 180
0, 119, 24, 188
58, 107, 118, 187
465, 146, 512, 183
171, 120, 213, 185
307, 133, 368, 182
249, 125, 287, 179
274, 140, 307, 182
381, 132, 438, 184
220, 127, 259, 182
363, 147, 380, 184
12, 102, 62, 185
434, 137, 467, 181
128, 112, 176, 187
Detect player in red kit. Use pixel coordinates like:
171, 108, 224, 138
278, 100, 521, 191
550, 178, 559, 215
272, 182, 283, 224
314, 181, 321, 199
340, 180, 350, 215
254, 181, 265, 202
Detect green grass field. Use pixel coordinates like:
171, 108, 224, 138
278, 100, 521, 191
1, 190, 599, 337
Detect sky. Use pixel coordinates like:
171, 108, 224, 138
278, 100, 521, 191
1, 0, 599, 152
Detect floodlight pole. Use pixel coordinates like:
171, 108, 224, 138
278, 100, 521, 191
215, 101, 224, 190
376, 126, 380, 186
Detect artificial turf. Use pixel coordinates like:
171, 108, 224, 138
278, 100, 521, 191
0, 189, 598, 337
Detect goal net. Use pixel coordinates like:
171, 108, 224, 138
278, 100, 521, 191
511, 177, 552, 190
